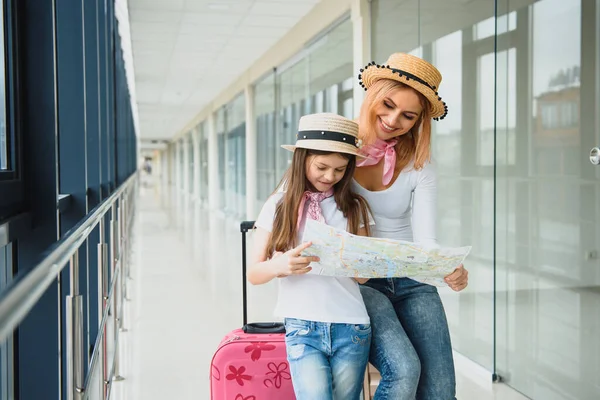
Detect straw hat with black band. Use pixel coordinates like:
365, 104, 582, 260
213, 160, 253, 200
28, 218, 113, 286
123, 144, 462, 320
358, 52, 448, 121
282, 113, 365, 158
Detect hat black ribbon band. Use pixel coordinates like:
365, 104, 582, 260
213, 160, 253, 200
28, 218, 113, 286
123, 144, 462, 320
297, 130, 358, 146
388, 67, 436, 92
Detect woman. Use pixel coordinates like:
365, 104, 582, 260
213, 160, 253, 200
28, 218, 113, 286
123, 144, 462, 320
352, 53, 469, 399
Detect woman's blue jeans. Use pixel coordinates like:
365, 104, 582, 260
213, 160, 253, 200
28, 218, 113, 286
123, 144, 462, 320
284, 318, 371, 400
360, 278, 456, 400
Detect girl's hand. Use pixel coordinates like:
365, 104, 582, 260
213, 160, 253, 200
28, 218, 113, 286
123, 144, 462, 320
444, 264, 468, 292
272, 242, 319, 277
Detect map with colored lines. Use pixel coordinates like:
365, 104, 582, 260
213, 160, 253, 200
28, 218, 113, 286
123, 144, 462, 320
301, 220, 472, 287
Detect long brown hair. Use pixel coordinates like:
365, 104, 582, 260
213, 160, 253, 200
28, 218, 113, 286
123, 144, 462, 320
266, 148, 372, 258
358, 79, 432, 173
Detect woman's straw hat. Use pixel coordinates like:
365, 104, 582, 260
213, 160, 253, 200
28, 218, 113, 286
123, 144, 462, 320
282, 113, 365, 158
358, 53, 448, 120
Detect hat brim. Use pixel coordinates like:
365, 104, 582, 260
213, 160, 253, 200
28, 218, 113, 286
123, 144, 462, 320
282, 141, 366, 159
359, 65, 447, 120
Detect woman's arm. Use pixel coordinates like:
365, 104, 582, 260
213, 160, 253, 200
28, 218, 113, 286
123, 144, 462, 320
413, 162, 469, 291
247, 227, 318, 285
412, 161, 438, 247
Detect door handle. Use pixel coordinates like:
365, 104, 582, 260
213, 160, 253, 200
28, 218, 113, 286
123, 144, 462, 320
591, 147, 600, 165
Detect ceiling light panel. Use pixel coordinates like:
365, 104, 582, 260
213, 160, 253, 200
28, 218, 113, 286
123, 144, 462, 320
129, 0, 320, 139
249, 1, 316, 17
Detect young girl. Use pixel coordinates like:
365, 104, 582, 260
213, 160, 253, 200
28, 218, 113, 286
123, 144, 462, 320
247, 113, 373, 400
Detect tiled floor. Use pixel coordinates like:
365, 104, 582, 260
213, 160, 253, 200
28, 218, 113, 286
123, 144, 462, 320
113, 185, 530, 400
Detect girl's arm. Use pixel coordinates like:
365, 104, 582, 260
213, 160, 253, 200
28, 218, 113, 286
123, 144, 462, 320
247, 227, 319, 285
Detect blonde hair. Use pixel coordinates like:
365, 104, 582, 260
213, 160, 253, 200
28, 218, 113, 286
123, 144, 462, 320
358, 79, 432, 172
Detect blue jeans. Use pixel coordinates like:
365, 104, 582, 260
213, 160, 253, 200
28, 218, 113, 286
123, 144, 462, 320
284, 318, 371, 400
360, 278, 456, 400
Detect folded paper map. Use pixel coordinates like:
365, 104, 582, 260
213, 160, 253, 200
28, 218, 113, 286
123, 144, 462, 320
301, 220, 472, 287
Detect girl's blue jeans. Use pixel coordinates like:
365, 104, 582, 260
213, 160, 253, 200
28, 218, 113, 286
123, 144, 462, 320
284, 318, 371, 400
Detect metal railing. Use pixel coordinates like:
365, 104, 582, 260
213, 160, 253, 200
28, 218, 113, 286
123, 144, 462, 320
0, 172, 138, 400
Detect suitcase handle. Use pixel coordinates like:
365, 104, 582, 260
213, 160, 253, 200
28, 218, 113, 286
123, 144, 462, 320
241, 221, 286, 334
241, 221, 254, 327
243, 322, 286, 334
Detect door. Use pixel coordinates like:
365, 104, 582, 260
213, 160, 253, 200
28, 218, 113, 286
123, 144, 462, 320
495, 0, 600, 398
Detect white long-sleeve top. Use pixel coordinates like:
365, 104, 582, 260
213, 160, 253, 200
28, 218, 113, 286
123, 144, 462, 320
351, 160, 438, 248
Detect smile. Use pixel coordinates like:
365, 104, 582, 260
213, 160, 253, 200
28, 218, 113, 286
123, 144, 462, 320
379, 117, 397, 133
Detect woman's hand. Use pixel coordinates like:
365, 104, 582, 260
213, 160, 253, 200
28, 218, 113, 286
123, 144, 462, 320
271, 242, 319, 278
444, 264, 468, 292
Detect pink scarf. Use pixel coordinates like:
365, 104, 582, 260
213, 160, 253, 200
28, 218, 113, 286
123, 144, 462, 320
357, 138, 398, 185
297, 189, 334, 229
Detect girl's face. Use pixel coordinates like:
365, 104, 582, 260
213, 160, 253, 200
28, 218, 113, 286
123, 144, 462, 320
305, 153, 350, 192
373, 86, 423, 141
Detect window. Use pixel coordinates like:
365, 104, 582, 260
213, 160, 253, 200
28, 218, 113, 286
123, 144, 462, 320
0, 4, 7, 171
540, 103, 558, 129
475, 12, 517, 40
560, 101, 578, 128
0, 0, 25, 220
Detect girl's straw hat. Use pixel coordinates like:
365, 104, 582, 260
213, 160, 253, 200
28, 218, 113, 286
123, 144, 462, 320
358, 52, 448, 120
282, 113, 365, 158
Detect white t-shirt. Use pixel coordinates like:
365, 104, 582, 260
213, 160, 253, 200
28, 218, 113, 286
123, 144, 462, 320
255, 192, 370, 324
351, 160, 438, 247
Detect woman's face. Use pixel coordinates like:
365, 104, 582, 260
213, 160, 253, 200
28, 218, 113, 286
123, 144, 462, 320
373, 86, 423, 141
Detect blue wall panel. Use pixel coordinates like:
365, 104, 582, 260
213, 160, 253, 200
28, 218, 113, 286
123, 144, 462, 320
84, 0, 101, 363
107, 0, 116, 193
17, 0, 60, 398
56, 0, 90, 391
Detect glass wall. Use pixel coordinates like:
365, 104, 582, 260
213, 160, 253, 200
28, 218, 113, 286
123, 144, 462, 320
188, 132, 194, 195
307, 17, 354, 119
495, 1, 600, 399
198, 121, 208, 205
255, 72, 277, 216
252, 16, 354, 211
372, 1, 600, 398
216, 107, 226, 210
277, 57, 308, 179
225, 93, 246, 218
272, 16, 355, 186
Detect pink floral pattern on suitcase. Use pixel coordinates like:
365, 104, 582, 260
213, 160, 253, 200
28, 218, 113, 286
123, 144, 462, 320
210, 329, 296, 399
234, 395, 256, 400
263, 362, 291, 389
226, 366, 253, 386
245, 342, 276, 361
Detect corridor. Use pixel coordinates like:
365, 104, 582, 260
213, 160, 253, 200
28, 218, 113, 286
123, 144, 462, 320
112, 181, 529, 400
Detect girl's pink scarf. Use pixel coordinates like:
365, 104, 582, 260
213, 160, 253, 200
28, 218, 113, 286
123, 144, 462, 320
357, 139, 398, 185
297, 188, 334, 229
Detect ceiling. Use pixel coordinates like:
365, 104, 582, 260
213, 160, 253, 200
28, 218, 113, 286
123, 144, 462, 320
128, 0, 321, 143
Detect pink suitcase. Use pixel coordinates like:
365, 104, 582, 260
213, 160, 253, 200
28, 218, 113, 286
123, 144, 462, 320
210, 221, 296, 400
